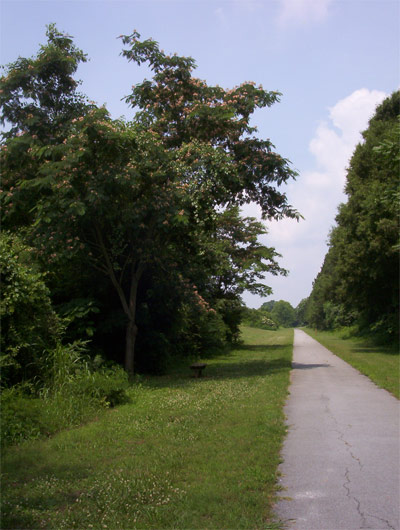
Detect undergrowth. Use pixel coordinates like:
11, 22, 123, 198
1, 342, 131, 447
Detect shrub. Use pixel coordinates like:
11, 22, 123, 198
0, 232, 61, 387
215, 298, 244, 343
196, 308, 228, 354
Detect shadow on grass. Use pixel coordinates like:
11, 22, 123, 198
350, 344, 399, 356
1, 456, 92, 530
235, 343, 290, 352
142, 357, 292, 390
208, 358, 292, 378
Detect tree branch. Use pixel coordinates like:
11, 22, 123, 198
94, 223, 132, 318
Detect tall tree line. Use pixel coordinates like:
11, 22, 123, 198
305, 91, 399, 342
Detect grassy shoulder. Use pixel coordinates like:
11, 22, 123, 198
303, 328, 399, 399
1, 326, 293, 530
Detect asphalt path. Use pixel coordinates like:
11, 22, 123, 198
274, 329, 399, 530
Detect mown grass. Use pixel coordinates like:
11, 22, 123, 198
303, 328, 399, 399
1, 326, 293, 530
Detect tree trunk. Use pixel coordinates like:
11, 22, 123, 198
94, 225, 144, 375
125, 318, 138, 374
123, 264, 144, 375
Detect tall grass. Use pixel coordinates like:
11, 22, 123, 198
1, 327, 293, 529
1, 342, 130, 447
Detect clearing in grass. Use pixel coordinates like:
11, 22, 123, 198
1, 326, 293, 530
303, 328, 399, 399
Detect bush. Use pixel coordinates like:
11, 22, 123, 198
196, 308, 229, 355
0, 232, 61, 387
242, 307, 279, 330
215, 298, 244, 343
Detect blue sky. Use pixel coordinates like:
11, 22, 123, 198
1, 0, 399, 307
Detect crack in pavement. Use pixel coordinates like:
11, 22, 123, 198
276, 332, 399, 530
336, 429, 364, 471
324, 401, 363, 471
323, 400, 379, 529
343, 467, 368, 528
363, 512, 397, 530
330, 410, 394, 530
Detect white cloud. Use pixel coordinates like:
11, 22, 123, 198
242, 88, 387, 307
269, 88, 387, 242
277, 0, 333, 27
309, 88, 387, 183
329, 88, 387, 139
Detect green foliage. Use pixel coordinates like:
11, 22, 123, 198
79, 365, 131, 407
214, 298, 244, 343
0, 388, 96, 448
203, 206, 287, 300
1, 25, 297, 377
243, 299, 297, 329
261, 300, 277, 312
0, 232, 61, 387
56, 298, 100, 340
45, 361, 131, 412
0, 23, 88, 139
242, 307, 279, 330
322, 301, 356, 330
41, 340, 90, 391
307, 91, 399, 342
271, 300, 296, 328
295, 298, 309, 326
194, 305, 229, 355
0, 24, 91, 233
0, 232, 130, 446
135, 272, 232, 374
0, 387, 45, 445
42, 341, 130, 408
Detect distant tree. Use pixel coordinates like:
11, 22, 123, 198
295, 298, 309, 326
260, 300, 277, 312
271, 300, 296, 328
242, 307, 278, 330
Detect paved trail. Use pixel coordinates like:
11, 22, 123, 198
274, 329, 399, 530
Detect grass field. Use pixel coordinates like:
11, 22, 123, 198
303, 328, 399, 399
1, 326, 293, 530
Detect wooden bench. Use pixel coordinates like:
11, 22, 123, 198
190, 363, 207, 378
